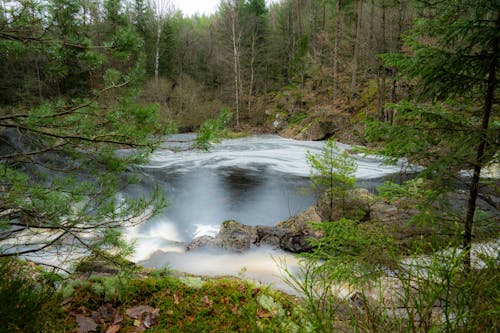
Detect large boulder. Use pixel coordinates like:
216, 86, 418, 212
187, 208, 323, 253
214, 220, 258, 251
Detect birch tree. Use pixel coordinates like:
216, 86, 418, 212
148, 0, 171, 82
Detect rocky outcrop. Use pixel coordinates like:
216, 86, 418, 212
214, 220, 259, 251
187, 207, 323, 253
279, 106, 361, 143
186, 190, 418, 253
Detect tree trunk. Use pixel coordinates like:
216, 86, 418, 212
368, 0, 375, 70
350, 0, 363, 103
463, 10, 499, 273
248, 33, 256, 116
154, 21, 161, 82
378, 0, 387, 121
231, 8, 241, 127
296, 0, 302, 36
333, 0, 342, 101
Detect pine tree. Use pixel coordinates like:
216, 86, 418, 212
368, 0, 499, 271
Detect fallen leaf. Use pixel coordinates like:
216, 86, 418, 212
75, 315, 98, 333
256, 309, 272, 318
166, 309, 174, 315
125, 305, 157, 319
173, 293, 180, 305
113, 313, 124, 325
143, 312, 157, 328
92, 304, 116, 322
106, 324, 121, 333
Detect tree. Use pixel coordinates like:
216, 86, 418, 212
369, 0, 499, 271
148, 0, 172, 81
307, 138, 357, 221
0, 0, 170, 269
350, 0, 363, 103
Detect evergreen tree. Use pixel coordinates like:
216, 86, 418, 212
368, 0, 499, 270
0, 0, 169, 268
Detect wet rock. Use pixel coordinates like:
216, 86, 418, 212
256, 226, 285, 248
186, 236, 216, 251
215, 220, 259, 251
279, 232, 314, 253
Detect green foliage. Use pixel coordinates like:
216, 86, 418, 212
369, 0, 499, 271
0, 259, 61, 333
306, 219, 396, 283
307, 138, 357, 219
283, 232, 499, 333
58, 273, 304, 332
194, 108, 233, 150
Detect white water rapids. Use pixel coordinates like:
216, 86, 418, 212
123, 135, 406, 290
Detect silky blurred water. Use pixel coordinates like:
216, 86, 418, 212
121, 135, 405, 288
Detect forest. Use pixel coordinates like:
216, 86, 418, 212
0, 0, 498, 332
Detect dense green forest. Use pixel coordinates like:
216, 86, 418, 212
0, 0, 498, 332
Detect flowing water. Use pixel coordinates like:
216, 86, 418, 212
122, 135, 405, 290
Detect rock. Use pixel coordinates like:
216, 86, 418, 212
276, 206, 322, 231
186, 236, 216, 251
75, 256, 136, 275
279, 232, 314, 253
215, 220, 259, 251
316, 188, 372, 222
187, 209, 324, 253
256, 226, 284, 248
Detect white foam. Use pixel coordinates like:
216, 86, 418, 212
141, 247, 301, 294
143, 135, 405, 179
193, 224, 220, 238
126, 220, 184, 262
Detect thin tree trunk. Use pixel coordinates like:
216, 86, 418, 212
35, 56, 42, 99
378, 0, 387, 121
248, 33, 256, 116
368, 0, 375, 70
154, 21, 161, 82
296, 0, 301, 36
350, 0, 363, 103
333, 0, 342, 101
231, 8, 240, 127
463, 10, 499, 273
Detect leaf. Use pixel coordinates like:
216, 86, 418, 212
125, 305, 157, 319
125, 305, 159, 331
113, 313, 124, 325
256, 309, 272, 318
76, 315, 98, 333
143, 311, 157, 328
92, 304, 116, 322
106, 324, 121, 333
173, 293, 180, 305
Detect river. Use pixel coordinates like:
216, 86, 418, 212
122, 135, 405, 291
